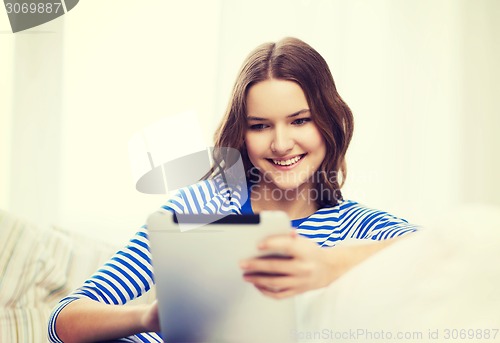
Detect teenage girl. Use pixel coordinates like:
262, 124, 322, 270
48, 37, 418, 343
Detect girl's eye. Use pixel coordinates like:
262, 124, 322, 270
292, 118, 312, 125
248, 123, 268, 131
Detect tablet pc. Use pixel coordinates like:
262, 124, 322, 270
147, 211, 297, 343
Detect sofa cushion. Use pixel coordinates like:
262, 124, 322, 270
0, 209, 155, 342
0, 210, 72, 308
0, 209, 73, 342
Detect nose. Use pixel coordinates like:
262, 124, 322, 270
271, 126, 294, 154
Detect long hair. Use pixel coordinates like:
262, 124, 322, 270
207, 37, 354, 208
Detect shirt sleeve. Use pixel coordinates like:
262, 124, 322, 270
300, 201, 421, 247
344, 202, 421, 241
47, 179, 228, 342
47, 226, 162, 343
360, 211, 420, 240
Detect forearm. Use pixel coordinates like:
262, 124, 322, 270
55, 298, 150, 343
323, 237, 405, 282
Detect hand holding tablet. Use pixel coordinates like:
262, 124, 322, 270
242, 252, 293, 278
147, 210, 297, 343
240, 229, 339, 299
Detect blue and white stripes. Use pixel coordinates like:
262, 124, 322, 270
48, 177, 419, 342
47, 226, 162, 343
296, 202, 418, 247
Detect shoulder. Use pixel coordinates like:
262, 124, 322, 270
308, 199, 409, 224
160, 176, 248, 215
297, 200, 363, 227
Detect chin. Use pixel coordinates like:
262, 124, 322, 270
272, 184, 301, 192
266, 178, 310, 192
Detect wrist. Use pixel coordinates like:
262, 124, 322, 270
134, 304, 152, 332
138, 301, 160, 333
321, 238, 402, 284
320, 246, 349, 285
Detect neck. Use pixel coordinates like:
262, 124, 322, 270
249, 181, 318, 220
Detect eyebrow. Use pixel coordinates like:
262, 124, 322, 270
247, 109, 310, 121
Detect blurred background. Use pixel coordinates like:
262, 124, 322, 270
0, 0, 499, 243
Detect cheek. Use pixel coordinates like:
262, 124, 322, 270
244, 134, 266, 159
305, 129, 327, 168
305, 127, 326, 152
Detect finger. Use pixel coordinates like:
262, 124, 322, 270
240, 257, 297, 275
257, 233, 299, 256
243, 274, 295, 290
255, 285, 298, 299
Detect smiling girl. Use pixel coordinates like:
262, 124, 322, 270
48, 37, 419, 343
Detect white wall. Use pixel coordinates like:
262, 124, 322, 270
459, 0, 500, 206
13, 19, 65, 227
323, 0, 464, 225
57, 0, 223, 242
1, 0, 499, 242
0, 8, 14, 210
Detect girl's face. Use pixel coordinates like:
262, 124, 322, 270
245, 79, 326, 191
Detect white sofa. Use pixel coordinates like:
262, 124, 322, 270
2, 205, 499, 343
0, 209, 155, 343
295, 204, 500, 342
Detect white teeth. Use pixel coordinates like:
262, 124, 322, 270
272, 155, 302, 166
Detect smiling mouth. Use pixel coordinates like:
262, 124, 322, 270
268, 154, 305, 167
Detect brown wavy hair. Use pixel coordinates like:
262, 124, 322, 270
207, 37, 354, 208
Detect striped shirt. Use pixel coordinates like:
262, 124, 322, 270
48, 177, 419, 342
